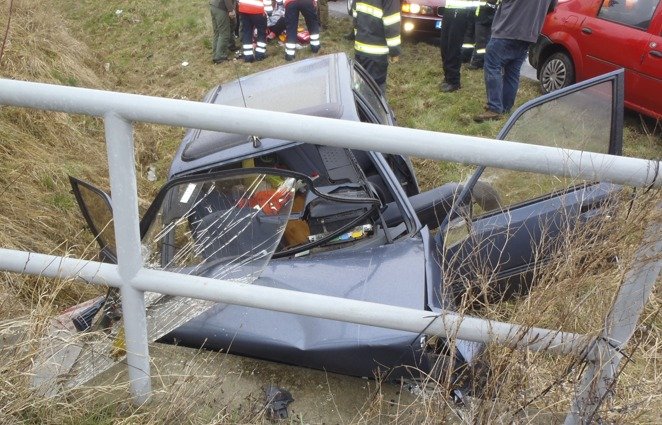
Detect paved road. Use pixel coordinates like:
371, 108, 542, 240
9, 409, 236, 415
328, 0, 349, 17
326, 3, 539, 81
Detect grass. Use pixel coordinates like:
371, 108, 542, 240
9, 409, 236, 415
0, 0, 661, 423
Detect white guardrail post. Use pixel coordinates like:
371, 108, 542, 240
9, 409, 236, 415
565, 209, 661, 424
0, 79, 660, 413
104, 113, 151, 403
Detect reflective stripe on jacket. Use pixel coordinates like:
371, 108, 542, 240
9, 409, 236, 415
445, 0, 482, 8
354, 0, 401, 57
238, 0, 271, 14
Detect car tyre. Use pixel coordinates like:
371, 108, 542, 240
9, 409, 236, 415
539, 52, 575, 94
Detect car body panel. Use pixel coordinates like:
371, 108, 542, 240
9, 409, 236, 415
167, 236, 430, 379
530, 0, 662, 119
442, 182, 621, 301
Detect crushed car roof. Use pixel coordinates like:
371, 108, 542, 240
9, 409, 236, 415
170, 53, 359, 177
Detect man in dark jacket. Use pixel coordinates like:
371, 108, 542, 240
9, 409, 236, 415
474, 0, 557, 122
209, 0, 237, 63
354, 0, 401, 95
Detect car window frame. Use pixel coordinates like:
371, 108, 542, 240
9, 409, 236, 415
69, 176, 118, 264
435, 69, 625, 235
350, 60, 395, 126
498, 68, 624, 156
596, 0, 661, 31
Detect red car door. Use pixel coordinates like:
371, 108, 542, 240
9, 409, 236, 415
579, 0, 662, 118
633, 6, 662, 118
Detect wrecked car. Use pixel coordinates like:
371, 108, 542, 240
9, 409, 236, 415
37, 53, 626, 394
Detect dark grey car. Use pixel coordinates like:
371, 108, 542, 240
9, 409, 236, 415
65, 53, 625, 393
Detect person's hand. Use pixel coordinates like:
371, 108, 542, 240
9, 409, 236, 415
229, 10, 236, 18
389, 55, 399, 64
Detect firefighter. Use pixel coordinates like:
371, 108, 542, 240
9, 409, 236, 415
461, 11, 476, 64
237, 0, 273, 62
440, 0, 479, 92
284, 0, 321, 61
354, 0, 401, 95
468, 1, 497, 69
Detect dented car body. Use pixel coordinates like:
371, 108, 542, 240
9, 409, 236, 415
47, 53, 625, 392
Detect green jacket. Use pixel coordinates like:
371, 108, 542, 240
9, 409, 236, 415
210, 0, 235, 12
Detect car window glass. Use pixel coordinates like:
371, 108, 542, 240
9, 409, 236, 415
142, 172, 297, 282
142, 169, 380, 267
75, 183, 117, 255
598, 0, 659, 30
351, 65, 390, 124
475, 79, 615, 215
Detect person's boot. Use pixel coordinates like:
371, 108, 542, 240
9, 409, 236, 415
473, 110, 503, 123
440, 82, 461, 93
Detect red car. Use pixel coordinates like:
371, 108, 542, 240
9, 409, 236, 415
529, 0, 662, 119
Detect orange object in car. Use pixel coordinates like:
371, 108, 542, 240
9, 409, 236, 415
240, 188, 292, 215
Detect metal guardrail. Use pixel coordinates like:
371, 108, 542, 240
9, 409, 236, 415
0, 78, 660, 422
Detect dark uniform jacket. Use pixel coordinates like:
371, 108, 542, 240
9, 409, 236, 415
353, 0, 401, 58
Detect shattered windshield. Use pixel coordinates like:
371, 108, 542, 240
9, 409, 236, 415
143, 168, 381, 264
143, 171, 297, 282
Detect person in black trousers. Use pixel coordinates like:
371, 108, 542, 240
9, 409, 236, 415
439, 1, 476, 92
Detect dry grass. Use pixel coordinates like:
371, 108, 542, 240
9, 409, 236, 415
455, 191, 661, 424
1, 0, 660, 423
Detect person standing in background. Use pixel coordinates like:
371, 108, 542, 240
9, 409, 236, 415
209, 0, 237, 63
354, 0, 401, 95
439, 0, 478, 93
474, 0, 557, 122
284, 0, 321, 61
467, 0, 497, 70
237, 0, 272, 62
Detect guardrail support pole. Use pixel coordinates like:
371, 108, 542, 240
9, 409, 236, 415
104, 113, 151, 404
565, 209, 661, 424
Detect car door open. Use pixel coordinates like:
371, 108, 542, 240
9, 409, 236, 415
440, 70, 626, 305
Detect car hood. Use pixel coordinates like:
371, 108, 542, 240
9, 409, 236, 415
165, 236, 431, 379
